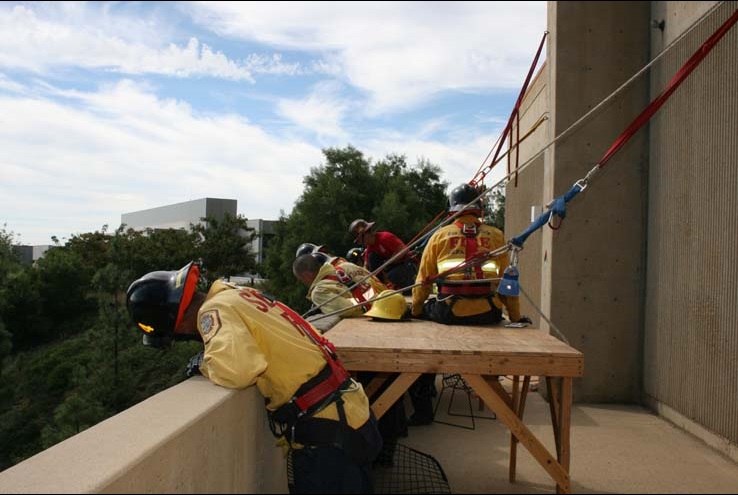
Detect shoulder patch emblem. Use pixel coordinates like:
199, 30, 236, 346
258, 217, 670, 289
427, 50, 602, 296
199, 309, 222, 343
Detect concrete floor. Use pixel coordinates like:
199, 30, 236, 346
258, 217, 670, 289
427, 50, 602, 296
399, 378, 738, 494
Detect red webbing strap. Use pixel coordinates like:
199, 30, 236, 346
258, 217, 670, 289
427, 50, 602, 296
294, 367, 349, 412
454, 222, 484, 279
325, 273, 368, 304
599, 8, 738, 168
439, 284, 492, 296
471, 31, 548, 187
276, 302, 350, 412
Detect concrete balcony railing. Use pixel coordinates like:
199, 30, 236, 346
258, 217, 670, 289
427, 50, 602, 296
0, 377, 288, 494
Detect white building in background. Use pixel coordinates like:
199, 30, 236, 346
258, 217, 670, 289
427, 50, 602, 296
121, 198, 237, 231
14, 244, 53, 265
121, 198, 275, 274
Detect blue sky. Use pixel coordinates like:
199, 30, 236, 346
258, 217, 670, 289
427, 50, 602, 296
0, 1, 547, 245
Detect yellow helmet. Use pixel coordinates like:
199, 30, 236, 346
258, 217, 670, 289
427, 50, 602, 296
364, 290, 408, 320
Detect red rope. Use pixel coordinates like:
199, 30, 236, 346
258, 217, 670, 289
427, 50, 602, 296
598, 9, 738, 168
471, 31, 548, 187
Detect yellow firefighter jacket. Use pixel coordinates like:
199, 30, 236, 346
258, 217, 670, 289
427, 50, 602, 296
412, 214, 521, 321
307, 261, 388, 318
197, 280, 370, 430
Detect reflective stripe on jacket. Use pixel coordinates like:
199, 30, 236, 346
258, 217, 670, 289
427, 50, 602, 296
412, 214, 520, 320
308, 261, 387, 317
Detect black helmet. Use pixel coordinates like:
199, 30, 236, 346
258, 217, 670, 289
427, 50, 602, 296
448, 183, 483, 213
295, 242, 324, 258
346, 247, 364, 265
295, 242, 325, 258
126, 261, 200, 348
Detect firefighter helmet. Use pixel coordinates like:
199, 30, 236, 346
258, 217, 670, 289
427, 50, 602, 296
448, 183, 483, 213
364, 290, 408, 320
346, 247, 364, 266
349, 219, 376, 243
126, 261, 200, 348
312, 251, 330, 264
295, 242, 326, 258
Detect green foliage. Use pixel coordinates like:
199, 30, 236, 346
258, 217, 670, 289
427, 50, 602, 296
191, 214, 256, 285
0, 215, 254, 470
484, 186, 506, 230
262, 146, 448, 310
0, 144, 452, 471
0, 225, 22, 361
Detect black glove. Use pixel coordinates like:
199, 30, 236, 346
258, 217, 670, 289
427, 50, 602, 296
185, 350, 204, 377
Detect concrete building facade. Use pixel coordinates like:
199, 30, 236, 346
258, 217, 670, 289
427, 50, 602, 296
121, 198, 237, 231
121, 198, 276, 274
508, 1, 738, 457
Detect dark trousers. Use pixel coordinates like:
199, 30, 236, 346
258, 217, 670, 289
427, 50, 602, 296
421, 297, 502, 325
357, 372, 407, 464
367, 254, 418, 293
292, 446, 374, 494
409, 373, 437, 422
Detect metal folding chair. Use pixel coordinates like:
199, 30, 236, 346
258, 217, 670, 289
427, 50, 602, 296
432, 373, 496, 430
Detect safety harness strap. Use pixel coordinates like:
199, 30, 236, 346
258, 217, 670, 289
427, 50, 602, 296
271, 363, 352, 426
325, 271, 371, 307
439, 283, 492, 296
454, 221, 484, 280
269, 301, 352, 423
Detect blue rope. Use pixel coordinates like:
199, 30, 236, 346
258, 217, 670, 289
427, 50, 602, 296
510, 182, 584, 248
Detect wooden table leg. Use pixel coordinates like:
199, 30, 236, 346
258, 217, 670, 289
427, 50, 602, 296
364, 373, 391, 399
557, 377, 572, 494
547, 376, 562, 458
463, 374, 570, 493
370, 372, 419, 419
509, 375, 531, 483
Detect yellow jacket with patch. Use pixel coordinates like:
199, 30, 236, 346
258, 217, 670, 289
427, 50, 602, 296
197, 280, 370, 430
307, 261, 388, 318
412, 214, 521, 321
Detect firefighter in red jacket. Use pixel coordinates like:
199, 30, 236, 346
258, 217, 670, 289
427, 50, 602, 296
126, 261, 381, 494
348, 219, 417, 293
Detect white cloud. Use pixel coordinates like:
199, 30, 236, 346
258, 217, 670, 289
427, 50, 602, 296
276, 81, 350, 141
0, 73, 25, 93
0, 79, 324, 245
188, 1, 547, 113
362, 129, 510, 197
0, 4, 292, 81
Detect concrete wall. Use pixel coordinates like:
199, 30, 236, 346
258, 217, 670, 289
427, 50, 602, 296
0, 377, 288, 494
513, 0, 738, 448
505, 64, 549, 327
643, 1, 738, 448
545, 1, 651, 402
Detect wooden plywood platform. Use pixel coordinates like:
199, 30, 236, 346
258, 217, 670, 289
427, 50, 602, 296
326, 318, 583, 377
326, 316, 584, 493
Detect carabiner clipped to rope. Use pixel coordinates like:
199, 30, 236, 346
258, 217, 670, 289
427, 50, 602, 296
497, 247, 521, 297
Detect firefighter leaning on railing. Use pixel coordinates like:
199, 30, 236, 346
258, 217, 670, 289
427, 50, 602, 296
126, 261, 382, 494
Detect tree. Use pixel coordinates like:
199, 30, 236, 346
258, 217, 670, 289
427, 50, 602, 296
262, 146, 448, 310
191, 214, 256, 284
484, 187, 506, 230
0, 225, 22, 363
